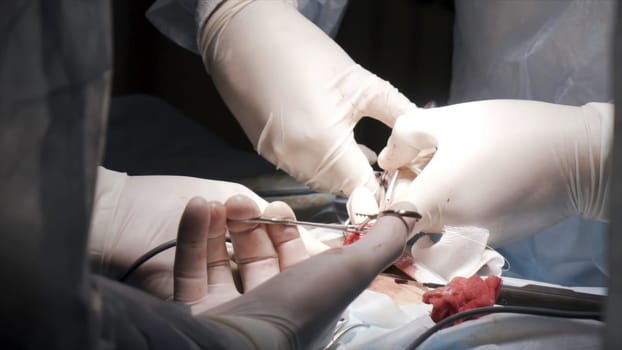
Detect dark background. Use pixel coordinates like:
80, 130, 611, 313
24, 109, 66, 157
111, 0, 454, 155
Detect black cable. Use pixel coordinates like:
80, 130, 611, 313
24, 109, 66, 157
117, 239, 177, 282
118, 234, 237, 282
406, 305, 602, 350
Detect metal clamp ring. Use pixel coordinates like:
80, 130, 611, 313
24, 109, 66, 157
377, 209, 422, 232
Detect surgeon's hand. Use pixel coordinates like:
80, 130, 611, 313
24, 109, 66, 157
174, 193, 418, 349
377, 100, 613, 246
89, 166, 268, 300
199, 0, 416, 197
174, 195, 309, 313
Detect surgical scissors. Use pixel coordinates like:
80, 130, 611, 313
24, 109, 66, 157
228, 209, 421, 233
119, 171, 418, 282
228, 217, 363, 232
229, 170, 421, 232
383, 169, 401, 209
228, 210, 422, 233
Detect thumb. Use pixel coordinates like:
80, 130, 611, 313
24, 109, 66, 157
389, 152, 451, 235
378, 113, 440, 173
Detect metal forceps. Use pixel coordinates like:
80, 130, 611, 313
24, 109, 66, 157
229, 170, 421, 232
379, 169, 401, 210
229, 216, 363, 232
228, 209, 421, 233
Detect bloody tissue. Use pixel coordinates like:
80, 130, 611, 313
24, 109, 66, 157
422, 275, 502, 323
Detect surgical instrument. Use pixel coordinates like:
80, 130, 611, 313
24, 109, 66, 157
228, 208, 422, 233
119, 171, 421, 281
228, 217, 362, 232
383, 169, 401, 209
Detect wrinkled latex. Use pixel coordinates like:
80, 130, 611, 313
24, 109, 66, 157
89, 166, 267, 299
89, 167, 332, 300
377, 100, 613, 246
173, 194, 419, 349
199, 0, 416, 196
173, 195, 310, 314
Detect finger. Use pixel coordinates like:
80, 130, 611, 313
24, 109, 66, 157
392, 152, 455, 235
347, 67, 418, 127
205, 201, 237, 293
262, 201, 309, 270
318, 68, 417, 196
347, 186, 379, 224
377, 113, 440, 172
309, 137, 380, 197
225, 194, 280, 292
174, 197, 210, 303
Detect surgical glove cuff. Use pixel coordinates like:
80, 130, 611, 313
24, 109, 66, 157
89, 167, 129, 274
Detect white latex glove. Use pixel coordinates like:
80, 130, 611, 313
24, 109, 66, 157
199, 0, 416, 196
377, 100, 613, 246
89, 166, 268, 299
173, 195, 418, 349
173, 194, 309, 314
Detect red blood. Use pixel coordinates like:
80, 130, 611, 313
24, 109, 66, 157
422, 275, 502, 323
343, 222, 374, 245
393, 251, 417, 279
342, 222, 419, 278
343, 231, 362, 245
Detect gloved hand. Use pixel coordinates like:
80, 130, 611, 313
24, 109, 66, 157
377, 100, 613, 246
174, 194, 309, 314
173, 193, 419, 349
89, 166, 268, 300
199, 0, 416, 196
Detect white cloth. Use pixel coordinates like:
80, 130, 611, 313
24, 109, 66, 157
410, 227, 504, 285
